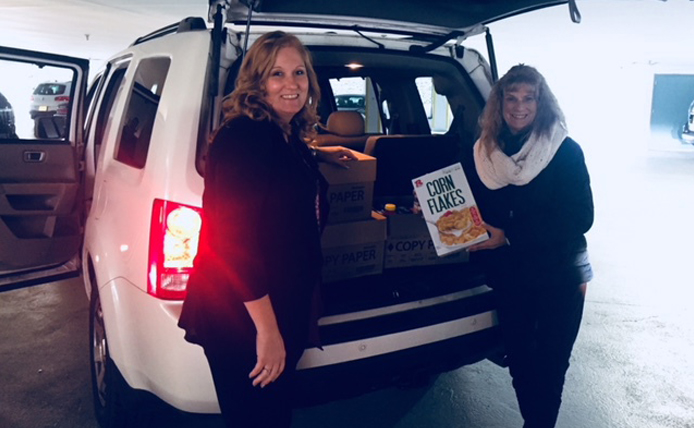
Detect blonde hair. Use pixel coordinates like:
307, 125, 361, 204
478, 64, 565, 155
221, 31, 321, 140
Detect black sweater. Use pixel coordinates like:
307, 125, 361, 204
465, 129, 594, 289
179, 116, 327, 347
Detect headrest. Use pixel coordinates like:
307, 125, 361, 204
326, 111, 365, 137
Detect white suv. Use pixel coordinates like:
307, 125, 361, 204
0, 1, 580, 426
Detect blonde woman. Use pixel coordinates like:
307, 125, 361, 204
468, 64, 594, 428
179, 31, 352, 428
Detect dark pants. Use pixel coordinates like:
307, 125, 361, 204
203, 337, 305, 428
494, 279, 586, 428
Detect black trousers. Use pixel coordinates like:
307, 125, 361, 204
203, 337, 305, 428
494, 278, 586, 428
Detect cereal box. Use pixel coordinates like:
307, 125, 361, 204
412, 163, 488, 256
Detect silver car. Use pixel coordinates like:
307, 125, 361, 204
29, 81, 72, 119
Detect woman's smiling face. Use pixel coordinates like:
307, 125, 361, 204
263, 46, 309, 124
502, 83, 538, 134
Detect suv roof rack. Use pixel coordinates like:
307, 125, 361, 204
131, 17, 208, 47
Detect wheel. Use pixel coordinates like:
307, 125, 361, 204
89, 288, 133, 428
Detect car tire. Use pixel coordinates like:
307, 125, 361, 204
89, 288, 135, 428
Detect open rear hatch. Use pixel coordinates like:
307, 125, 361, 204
214, 0, 579, 80
222, 0, 578, 36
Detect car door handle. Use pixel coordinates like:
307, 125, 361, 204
24, 151, 46, 162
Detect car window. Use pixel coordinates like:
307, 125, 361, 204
83, 70, 104, 170
329, 77, 381, 133
416, 76, 452, 134
335, 95, 365, 110
93, 64, 129, 169
113, 57, 171, 169
34, 83, 68, 96
0, 58, 76, 141
85, 73, 104, 125
323, 66, 460, 137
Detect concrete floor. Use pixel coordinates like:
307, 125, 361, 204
2, 148, 694, 428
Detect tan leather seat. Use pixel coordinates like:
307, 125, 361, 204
313, 111, 369, 152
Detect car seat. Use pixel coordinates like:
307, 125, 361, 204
312, 111, 370, 152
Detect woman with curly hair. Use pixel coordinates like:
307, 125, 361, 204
467, 64, 594, 428
178, 31, 353, 428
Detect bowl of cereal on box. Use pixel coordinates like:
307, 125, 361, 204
435, 207, 486, 246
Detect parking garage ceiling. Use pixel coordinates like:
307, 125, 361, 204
0, 0, 206, 62
1, 0, 692, 70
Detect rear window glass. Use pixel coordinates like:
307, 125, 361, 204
33, 83, 67, 96
335, 94, 365, 110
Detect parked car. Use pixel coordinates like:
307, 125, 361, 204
681, 99, 694, 144
335, 94, 366, 115
29, 80, 72, 119
0, 1, 581, 427
0, 91, 17, 138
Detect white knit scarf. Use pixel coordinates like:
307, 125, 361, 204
473, 122, 568, 190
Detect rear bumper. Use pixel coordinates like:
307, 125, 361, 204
294, 325, 502, 406
299, 305, 497, 369
295, 283, 501, 404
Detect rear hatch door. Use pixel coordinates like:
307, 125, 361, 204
225, 0, 573, 38
223, 0, 576, 80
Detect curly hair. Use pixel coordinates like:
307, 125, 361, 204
221, 31, 321, 140
477, 64, 565, 156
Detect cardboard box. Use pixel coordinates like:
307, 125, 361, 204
321, 212, 386, 283
319, 149, 376, 224
385, 213, 468, 269
412, 162, 489, 256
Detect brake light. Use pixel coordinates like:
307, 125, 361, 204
55, 96, 70, 102
148, 199, 202, 300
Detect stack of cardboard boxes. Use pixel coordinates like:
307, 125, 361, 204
319, 150, 386, 283
319, 148, 468, 283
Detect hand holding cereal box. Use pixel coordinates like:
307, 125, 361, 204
412, 163, 488, 256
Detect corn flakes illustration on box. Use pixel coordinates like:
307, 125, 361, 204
412, 162, 489, 256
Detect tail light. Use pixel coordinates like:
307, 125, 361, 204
148, 199, 202, 300
55, 96, 70, 102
